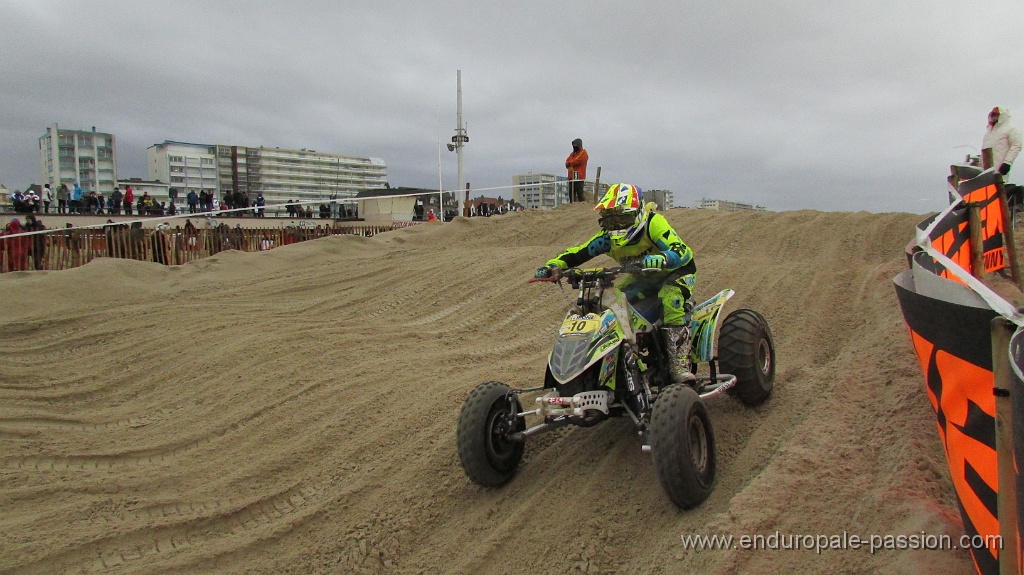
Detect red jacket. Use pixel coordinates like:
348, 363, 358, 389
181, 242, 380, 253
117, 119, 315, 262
124, 186, 134, 203
2, 220, 29, 271
566, 148, 588, 180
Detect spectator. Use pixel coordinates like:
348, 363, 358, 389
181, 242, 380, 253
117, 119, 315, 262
187, 189, 198, 213
982, 106, 1023, 177
56, 182, 69, 214
259, 231, 274, 251
43, 184, 54, 214
25, 188, 40, 213
71, 180, 84, 214
24, 214, 46, 270
3, 218, 29, 272
11, 190, 27, 214
139, 192, 154, 215
255, 194, 266, 217
110, 186, 123, 215
104, 219, 128, 258
64, 222, 80, 267
129, 222, 145, 260
565, 138, 589, 203
123, 184, 134, 216
151, 224, 170, 265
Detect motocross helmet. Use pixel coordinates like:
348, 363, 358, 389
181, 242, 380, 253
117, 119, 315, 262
595, 183, 648, 245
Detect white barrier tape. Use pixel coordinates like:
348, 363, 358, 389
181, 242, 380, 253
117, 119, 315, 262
912, 182, 1024, 327
1, 179, 594, 239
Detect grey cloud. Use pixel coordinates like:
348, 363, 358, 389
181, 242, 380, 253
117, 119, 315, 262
2, 0, 1023, 214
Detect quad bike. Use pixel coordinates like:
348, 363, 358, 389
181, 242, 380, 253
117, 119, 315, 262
456, 266, 775, 509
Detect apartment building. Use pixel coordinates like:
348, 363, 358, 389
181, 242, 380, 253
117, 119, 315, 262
512, 172, 609, 209
147, 141, 219, 201
695, 198, 767, 212
215, 145, 388, 208
38, 124, 118, 195
643, 189, 675, 211
512, 173, 567, 209
144, 142, 388, 210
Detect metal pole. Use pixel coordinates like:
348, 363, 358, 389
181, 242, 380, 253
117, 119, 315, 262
455, 70, 466, 219
437, 138, 443, 222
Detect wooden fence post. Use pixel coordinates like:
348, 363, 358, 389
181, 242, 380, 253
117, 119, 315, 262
995, 177, 1023, 290
991, 317, 1020, 575
968, 203, 985, 278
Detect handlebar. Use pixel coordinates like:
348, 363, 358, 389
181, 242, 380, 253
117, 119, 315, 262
527, 265, 660, 285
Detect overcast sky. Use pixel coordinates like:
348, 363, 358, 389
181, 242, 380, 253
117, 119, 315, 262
1, 0, 1021, 213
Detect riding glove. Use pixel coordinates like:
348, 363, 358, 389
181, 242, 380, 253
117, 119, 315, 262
642, 254, 666, 269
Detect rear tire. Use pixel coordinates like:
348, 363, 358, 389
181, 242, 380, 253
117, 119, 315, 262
650, 385, 716, 509
719, 309, 775, 406
457, 381, 525, 487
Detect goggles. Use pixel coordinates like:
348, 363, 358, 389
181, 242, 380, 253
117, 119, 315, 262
599, 208, 637, 232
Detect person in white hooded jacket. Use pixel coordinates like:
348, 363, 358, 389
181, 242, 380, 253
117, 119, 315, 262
982, 106, 1022, 177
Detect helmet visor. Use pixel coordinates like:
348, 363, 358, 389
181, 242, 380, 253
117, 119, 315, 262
599, 208, 637, 232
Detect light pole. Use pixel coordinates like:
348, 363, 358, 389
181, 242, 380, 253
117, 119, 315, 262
447, 70, 469, 219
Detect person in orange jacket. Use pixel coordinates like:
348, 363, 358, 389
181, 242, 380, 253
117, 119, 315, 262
565, 138, 589, 203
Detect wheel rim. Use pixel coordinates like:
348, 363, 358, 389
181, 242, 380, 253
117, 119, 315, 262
485, 402, 518, 468
688, 413, 709, 473
758, 337, 772, 377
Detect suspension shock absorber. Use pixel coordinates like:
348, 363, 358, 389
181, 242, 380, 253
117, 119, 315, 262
621, 343, 649, 413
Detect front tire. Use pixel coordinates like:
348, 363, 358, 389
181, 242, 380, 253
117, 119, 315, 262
650, 385, 716, 509
457, 381, 526, 487
719, 309, 775, 406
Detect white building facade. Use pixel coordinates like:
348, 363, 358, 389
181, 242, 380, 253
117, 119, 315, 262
644, 189, 675, 211
147, 141, 219, 202
512, 173, 569, 209
215, 145, 387, 209
695, 198, 767, 212
38, 124, 118, 195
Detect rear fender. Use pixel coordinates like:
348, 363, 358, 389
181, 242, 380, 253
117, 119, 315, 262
690, 289, 735, 362
548, 309, 624, 387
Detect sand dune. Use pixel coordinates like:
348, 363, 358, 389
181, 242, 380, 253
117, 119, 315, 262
0, 205, 973, 574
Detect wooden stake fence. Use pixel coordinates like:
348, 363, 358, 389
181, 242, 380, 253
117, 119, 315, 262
0, 222, 417, 273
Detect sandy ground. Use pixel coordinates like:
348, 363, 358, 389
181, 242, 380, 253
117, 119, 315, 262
0, 205, 975, 574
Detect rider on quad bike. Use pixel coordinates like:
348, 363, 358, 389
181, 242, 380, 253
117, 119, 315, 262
535, 183, 698, 383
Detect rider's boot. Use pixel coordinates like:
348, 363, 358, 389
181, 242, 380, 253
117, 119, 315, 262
662, 325, 696, 384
